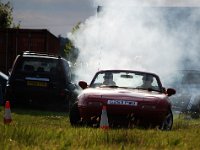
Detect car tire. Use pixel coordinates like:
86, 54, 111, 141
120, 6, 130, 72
159, 110, 173, 131
69, 102, 81, 126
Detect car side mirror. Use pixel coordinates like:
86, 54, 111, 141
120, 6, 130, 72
166, 88, 176, 97
79, 81, 88, 89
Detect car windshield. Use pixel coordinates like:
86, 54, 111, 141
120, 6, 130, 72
90, 71, 162, 92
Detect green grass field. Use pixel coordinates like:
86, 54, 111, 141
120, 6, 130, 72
1, 106, 200, 150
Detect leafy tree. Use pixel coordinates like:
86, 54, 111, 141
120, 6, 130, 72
64, 22, 81, 64
0, 1, 13, 28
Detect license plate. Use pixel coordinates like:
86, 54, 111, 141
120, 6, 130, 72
107, 100, 138, 106
27, 80, 47, 87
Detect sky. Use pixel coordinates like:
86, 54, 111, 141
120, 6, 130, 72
2, 0, 200, 37
6, 0, 96, 37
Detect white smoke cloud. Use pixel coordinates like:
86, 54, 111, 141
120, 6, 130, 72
68, 0, 200, 86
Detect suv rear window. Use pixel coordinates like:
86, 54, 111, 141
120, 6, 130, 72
15, 57, 58, 74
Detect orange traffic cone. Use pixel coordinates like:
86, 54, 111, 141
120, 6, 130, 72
100, 105, 109, 129
4, 101, 12, 124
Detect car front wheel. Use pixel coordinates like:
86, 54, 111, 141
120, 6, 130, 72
159, 110, 173, 130
69, 102, 81, 126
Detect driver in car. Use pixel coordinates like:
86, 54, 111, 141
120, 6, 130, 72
103, 73, 116, 86
138, 75, 154, 89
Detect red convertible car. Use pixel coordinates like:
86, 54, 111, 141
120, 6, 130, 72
70, 70, 176, 130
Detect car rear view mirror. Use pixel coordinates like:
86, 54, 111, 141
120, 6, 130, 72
120, 74, 133, 78
79, 81, 88, 89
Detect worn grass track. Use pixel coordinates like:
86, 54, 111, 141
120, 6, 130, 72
0, 106, 200, 150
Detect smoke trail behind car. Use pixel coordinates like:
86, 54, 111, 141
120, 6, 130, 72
69, 0, 200, 86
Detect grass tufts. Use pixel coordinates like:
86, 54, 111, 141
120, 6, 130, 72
1, 106, 200, 149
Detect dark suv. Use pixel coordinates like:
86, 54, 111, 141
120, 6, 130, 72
5, 51, 76, 111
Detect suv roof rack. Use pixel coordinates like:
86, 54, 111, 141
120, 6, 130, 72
21, 51, 60, 58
